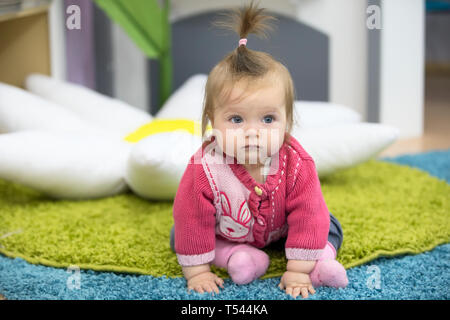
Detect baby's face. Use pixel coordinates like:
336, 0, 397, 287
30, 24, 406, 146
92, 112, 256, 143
211, 80, 287, 165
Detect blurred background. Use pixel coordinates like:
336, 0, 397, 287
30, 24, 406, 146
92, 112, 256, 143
0, 0, 448, 156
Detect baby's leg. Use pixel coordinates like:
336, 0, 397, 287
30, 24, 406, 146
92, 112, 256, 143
328, 213, 344, 252
212, 237, 270, 285
310, 213, 348, 288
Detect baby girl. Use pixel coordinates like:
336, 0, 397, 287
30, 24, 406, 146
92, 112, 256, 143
170, 2, 348, 299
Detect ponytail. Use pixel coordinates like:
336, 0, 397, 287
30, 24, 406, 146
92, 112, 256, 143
213, 1, 276, 76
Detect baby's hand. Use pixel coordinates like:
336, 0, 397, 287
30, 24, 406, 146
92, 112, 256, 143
278, 271, 316, 299
187, 271, 225, 295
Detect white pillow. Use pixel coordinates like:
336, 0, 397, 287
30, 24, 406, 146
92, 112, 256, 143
155, 74, 362, 129
125, 121, 399, 200
126, 131, 202, 200
0, 130, 131, 199
155, 74, 207, 122
25, 73, 152, 138
0, 74, 397, 201
0, 82, 105, 136
292, 123, 399, 177
293, 101, 362, 129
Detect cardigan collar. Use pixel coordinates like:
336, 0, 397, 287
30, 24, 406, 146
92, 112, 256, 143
228, 148, 285, 199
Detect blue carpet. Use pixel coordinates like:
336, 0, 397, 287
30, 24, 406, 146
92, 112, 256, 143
382, 149, 450, 183
0, 243, 448, 300
1, 149, 449, 300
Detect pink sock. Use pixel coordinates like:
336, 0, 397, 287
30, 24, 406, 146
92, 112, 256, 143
212, 238, 269, 285
309, 242, 348, 288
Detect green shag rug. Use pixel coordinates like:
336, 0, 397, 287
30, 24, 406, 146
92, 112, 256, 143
0, 159, 449, 279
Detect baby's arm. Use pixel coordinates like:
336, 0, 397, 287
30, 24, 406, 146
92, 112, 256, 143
282, 155, 330, 298
183, 264, 224, 294
172, 154, 223, 294
279, 260, 316, 298
287, 259, 316, 274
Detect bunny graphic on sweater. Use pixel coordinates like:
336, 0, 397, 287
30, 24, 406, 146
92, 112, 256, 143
218, 191, 253, 240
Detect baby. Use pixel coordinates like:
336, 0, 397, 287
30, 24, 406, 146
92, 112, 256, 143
170, 2, 348, 299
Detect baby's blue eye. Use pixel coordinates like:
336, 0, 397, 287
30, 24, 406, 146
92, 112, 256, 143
263, 115, 274, 123
230, 116, 243, 124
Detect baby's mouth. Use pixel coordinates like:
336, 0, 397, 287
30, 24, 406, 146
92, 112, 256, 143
243, 145, 260, 150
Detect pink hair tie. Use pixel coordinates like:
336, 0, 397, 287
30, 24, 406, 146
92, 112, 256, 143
238, 38, 247, 47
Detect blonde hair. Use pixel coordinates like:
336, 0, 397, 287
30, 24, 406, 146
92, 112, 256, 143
201, 1, 296, 141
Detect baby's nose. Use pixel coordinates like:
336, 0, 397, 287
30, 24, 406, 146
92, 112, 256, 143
245, 127, 259, 138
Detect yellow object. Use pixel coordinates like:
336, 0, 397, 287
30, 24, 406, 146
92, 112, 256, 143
124, 118, 212, 143
254, 186, 263, 196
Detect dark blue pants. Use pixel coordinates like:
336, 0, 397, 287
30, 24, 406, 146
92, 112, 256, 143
328, 212, 344, 251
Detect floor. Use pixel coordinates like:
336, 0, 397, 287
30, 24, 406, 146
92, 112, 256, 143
0, 75, 448, 301
379, 75, 450, 157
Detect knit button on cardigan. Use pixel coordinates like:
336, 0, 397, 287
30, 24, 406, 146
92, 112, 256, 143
173, 134, 330, 267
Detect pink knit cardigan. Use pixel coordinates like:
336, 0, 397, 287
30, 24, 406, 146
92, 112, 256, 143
172, 134, 330, 267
